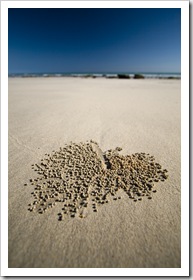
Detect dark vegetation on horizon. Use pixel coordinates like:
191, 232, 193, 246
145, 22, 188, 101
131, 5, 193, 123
133, 74, 145, 79
117, 74, 130, 79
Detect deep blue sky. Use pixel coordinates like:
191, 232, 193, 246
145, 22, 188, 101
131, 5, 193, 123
8, 8, 181, 74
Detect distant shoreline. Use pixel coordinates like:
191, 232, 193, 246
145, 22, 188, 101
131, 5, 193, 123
8, 73, 181, 80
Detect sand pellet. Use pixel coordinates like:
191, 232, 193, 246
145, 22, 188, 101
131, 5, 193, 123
27, 140, 168, 220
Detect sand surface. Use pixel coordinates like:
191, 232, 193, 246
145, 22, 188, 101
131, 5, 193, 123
8, 77, 181, 268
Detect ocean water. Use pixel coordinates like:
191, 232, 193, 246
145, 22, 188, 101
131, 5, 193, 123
8, 72, 181, 79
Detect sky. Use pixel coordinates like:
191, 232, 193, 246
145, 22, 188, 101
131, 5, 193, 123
8, 8, 181, 74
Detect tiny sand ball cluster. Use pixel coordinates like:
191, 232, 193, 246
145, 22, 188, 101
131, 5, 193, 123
27, 140, 168, 220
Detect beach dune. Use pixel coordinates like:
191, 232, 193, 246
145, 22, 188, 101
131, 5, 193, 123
8, 77, 181, 268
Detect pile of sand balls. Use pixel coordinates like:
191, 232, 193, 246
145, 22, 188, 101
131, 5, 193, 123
27, 140, 168, 220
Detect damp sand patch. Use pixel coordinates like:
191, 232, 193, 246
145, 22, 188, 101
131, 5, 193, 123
27, 141, 168, 220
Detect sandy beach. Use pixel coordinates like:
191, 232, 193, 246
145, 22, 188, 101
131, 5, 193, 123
8, 77, 181, 268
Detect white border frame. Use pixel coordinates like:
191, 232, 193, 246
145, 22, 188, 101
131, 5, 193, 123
1, 1, 189, 277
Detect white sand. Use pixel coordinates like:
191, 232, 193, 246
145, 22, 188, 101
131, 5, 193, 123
8, 77, 181, 268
